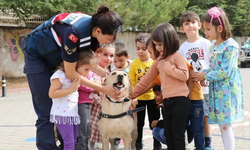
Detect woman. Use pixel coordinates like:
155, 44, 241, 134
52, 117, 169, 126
23, 5, 123, 150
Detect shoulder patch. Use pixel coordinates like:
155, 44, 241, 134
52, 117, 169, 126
68, 33, 78, 43
64, 45, 77, 55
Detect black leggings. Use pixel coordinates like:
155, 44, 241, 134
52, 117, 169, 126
136, 99, 161, 146
163, 96, 190, 150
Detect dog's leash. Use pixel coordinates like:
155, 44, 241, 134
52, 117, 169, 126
100, 106, 145, 119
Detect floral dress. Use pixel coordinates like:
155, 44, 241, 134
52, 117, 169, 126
203, 38, 244, 125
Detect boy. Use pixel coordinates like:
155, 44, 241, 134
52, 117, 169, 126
128, 33, 161, 150
151, 84, 165, 144
179, 11, 213, 150
111, 42, 132, 74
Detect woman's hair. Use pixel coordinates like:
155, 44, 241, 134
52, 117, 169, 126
151, 22, 180, 59
92, 5, 123, 39
202, 7, 231, 40
77, 49, 97, 68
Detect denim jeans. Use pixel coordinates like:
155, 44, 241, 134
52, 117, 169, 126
152, 127, 166, 144
189, 100, 205, 150
77, 103, 91, 150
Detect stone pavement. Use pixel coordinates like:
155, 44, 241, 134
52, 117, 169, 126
1, 68, 250, 150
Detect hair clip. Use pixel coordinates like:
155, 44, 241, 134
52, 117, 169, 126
208, 7, 222, 26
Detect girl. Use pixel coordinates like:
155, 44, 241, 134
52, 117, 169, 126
89, 44, 115, 150
77, 70, 96, 150
132, 23, 190, 150
49, 49, 97, 150
192, 7, 244, 150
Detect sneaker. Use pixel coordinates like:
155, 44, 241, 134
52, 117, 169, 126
204, 147, 214, 150
135, 143, 143, 150
153, 145, 162, 150
114, 138, 120, 150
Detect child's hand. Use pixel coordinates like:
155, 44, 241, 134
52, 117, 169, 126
157, 103, 162, 109
151, 120, 159, 129
190, 72, 205, 82
69, 79, 81, 93
131, 99, 138, 108
93, 90, 99, 95
200, 80, 207, 87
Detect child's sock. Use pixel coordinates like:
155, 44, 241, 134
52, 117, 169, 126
204, 135, 212, 148
219, 124, 235, 150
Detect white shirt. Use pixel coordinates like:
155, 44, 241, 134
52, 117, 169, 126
179, 37, 211, 94
50, 69, 80, 125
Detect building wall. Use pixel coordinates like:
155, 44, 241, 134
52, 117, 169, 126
0, 28, 248, 77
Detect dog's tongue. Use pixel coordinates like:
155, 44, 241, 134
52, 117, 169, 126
117, 82, 122, 86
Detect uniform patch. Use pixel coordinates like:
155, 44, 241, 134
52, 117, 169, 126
68, 33, 78, 43
64, 45, 77, 55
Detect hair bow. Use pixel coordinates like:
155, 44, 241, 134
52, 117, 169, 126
208, 7, 222, 26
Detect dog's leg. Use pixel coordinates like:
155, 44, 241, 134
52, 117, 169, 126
102, 137, 109, 150
109, 139, 115, 150
131, 113, 138, 150
123, 135, 131, 150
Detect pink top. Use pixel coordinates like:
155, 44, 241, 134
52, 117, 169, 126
78, 71, 96, 104
133, 52, 189, 99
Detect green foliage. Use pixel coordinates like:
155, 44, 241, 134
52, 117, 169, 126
173, 0, 250, 36
0, 0, 100, 20
102, 0, 188, 31
1, 0, 250, 35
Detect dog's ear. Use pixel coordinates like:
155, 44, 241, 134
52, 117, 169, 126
102, 78, 107, 86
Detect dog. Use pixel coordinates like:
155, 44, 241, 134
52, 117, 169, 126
98, 71, 140, 150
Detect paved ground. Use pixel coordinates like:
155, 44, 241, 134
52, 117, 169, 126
1, 68, 250, 150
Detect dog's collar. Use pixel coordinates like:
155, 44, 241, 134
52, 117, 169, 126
100, 106, 145, 119
106, 95, 130, 103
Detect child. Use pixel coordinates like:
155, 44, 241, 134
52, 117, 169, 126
191, 7, 244, 150
132, 23, 190, 150
179, 11, 212, 150
112, 42, 132, 74
49, 49, 97, 150
89, 44, 115, 150
128, 33, 161, 150
77, 70, 96, 150
151, 84, 165, 144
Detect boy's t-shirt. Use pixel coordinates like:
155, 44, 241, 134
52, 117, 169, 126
179, 37, 211, 94
129, 57, 154, 100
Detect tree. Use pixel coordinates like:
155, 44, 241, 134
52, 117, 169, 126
100, 0, 189, 32
0, 0, 100, 21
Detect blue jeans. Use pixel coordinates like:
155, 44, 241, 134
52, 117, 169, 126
152, 127, 166, 144
189, 100, 205, 150
77, 103, 91, 150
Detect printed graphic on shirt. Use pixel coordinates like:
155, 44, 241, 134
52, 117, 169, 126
68, 33, 78, 43
186, 47, 204, 72
137, 67, 150, 81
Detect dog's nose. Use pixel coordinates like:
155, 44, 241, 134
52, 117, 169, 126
117, 74, 124, 81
